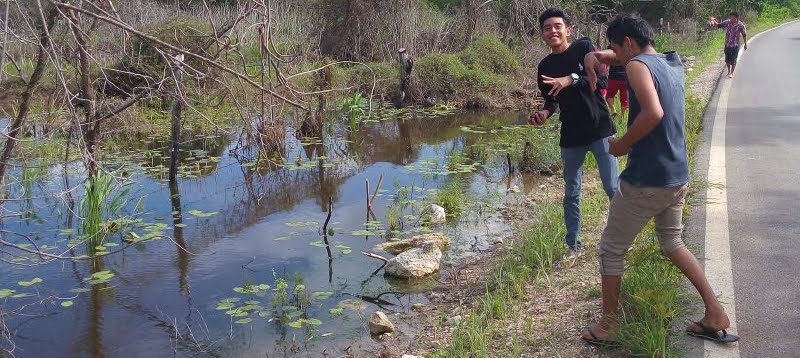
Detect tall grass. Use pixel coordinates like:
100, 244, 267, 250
79, 172, 129, 252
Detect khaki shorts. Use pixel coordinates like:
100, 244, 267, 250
598, 180, 689, 275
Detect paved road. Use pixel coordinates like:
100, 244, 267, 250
720, 20, 800, 357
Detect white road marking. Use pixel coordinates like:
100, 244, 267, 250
704, 77, 740, 358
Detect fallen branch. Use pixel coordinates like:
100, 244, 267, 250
362, 251, 390, 276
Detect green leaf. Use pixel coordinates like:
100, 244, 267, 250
329, 306, 344, 315
18, 277, 43, 287
287, 320, 303, 328
11, 293, 30, 298
235, 318, 253, 324
216, 303, 235, 310
188, 210, 218, 218
0, 289, 15, 298
311, 291, 334, 300
305, 318, 323, 326
69, 288, 91, 293
309, 240, 327, 248
61, 301, 74, 307
220, 297, 241, 304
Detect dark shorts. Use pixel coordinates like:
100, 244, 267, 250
724, 46, 740, 65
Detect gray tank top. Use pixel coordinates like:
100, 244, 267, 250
620, 52, 689, 187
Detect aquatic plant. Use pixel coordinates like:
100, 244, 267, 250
341, 91, 367, 130
78, 172, 130, 253
433, 179, 467, 218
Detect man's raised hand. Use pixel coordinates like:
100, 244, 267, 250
541, 75, 572, 97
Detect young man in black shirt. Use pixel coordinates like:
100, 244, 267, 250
530, 8, 618, 262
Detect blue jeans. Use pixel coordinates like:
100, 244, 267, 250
561, 137, 619, 251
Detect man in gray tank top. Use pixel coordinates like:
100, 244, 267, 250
578, 15, 740, 346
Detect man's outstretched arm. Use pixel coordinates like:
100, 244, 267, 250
608, 60, 664, 157
584, 49, 625, 92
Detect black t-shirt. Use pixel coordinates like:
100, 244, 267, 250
537, 38, 615, 147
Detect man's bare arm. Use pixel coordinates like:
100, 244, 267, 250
608, 60, 664, 156
584, 49, 624, 91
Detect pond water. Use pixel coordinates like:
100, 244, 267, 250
0, 109, 551, 357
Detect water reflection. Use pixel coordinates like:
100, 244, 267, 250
1, 110, 533, 357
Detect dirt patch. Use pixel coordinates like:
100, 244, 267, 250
689, 56, 725, 100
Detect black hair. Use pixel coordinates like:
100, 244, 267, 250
606, 15, 654, 48
730, 11, 739, 18
539, 8, 570, 30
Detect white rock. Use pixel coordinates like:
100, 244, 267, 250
368, 311, 396, 335
378, 233, 449, 255
384, 242, 443, 278
538, 184, 546, 189
507, 185, 520, 193
492, 237, 504, 245
429, 204, 446, 224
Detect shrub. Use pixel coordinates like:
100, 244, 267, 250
459, 35, 522, 76
346, 62, 400, 96
130, 17, 213, 74
105, 17, 213, 96
413, 53, 468, 96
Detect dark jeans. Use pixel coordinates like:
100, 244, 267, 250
724, 46, 740, 65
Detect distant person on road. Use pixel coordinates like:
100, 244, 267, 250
530, 8, 618, 265
605, 63, 628, 117
708, 11, 748, 78
580, 15, 740, 346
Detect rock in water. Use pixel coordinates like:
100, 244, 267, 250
429, 204, 446, 224
377, 233, 449, 254
369, 311, 396, 335
384, 242, 443, 278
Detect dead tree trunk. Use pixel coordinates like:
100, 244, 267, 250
0, 7, 57, 184
464, 0, 479, 45
66, 9, 100, 178
0, 0, 10, 85
169, 56, 184, 182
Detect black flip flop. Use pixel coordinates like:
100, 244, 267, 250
581, 327, 621, 348
686, 321, 740, 343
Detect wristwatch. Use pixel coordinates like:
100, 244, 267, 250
570, 73, 580, 86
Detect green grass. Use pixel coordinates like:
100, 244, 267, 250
432, 178, 468, 218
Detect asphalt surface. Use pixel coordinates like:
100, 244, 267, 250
720, 20, 800, 357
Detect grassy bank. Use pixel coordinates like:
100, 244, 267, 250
426, 14, 797, 358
